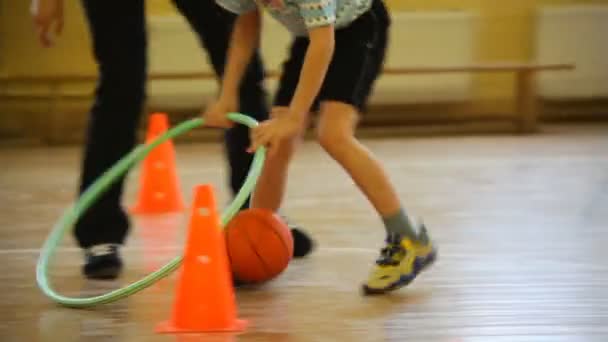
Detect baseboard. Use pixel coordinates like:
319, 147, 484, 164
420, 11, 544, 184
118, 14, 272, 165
1, 98, 606, 145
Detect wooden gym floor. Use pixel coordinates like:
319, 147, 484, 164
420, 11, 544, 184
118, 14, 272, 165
0, 123, 607, 341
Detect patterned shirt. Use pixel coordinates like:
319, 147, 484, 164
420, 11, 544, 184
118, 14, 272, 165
216, 0, 372, 36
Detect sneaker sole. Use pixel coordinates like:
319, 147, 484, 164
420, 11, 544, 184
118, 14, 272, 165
361, 248, 437, 296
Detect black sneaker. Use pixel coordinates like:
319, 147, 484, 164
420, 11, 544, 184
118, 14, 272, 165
83, 244, 123, 280
281, 216, 315, 258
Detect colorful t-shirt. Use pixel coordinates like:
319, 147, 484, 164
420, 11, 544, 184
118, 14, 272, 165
216, 0, 372, 36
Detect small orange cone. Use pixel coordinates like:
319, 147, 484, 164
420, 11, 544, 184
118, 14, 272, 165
156, 184, 247, 333
131, 113, 186, 214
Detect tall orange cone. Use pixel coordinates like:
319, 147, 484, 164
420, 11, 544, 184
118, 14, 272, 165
156, 184, 247, 333
131, 113, 186, 214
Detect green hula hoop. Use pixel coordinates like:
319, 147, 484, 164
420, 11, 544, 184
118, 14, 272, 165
36, 113, 265, 308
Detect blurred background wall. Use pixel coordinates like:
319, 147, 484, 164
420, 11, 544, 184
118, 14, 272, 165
1, 0, 607, 144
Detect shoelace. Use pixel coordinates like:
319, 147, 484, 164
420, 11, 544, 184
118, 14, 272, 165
376, 243, 404, 266
88, 244, 117, 257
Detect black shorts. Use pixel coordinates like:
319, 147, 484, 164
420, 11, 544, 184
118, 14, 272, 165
273, 0, 390, 112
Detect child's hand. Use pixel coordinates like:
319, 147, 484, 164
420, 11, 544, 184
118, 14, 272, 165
202, 98, 236, 128
248, 112, 304, 156
31, 0, 64, 48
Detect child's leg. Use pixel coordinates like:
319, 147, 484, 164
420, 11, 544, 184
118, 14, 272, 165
251, 37, 309, 211
250, 107, 302, 211
316, 100, 436, 295
316, 101, 401, 217
316, 101, 421, 240
249, 106, 315, 257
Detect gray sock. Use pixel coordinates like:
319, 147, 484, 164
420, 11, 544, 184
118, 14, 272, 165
382, 208, 421, 242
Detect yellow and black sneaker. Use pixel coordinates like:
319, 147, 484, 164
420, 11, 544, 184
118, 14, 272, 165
362, 226, 437, 295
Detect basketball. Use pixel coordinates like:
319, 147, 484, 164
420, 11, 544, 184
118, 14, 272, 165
225, 208, 294, 283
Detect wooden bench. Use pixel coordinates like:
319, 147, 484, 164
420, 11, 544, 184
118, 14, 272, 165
0, 62, 574, 142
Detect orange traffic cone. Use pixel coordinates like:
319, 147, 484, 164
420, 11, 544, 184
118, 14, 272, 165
131, 113, 186, 214
156, 184, 247, 333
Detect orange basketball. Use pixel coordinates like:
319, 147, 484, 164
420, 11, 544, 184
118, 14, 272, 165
225, 208, 294, 283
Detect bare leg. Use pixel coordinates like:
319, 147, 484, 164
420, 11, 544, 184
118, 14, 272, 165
250, 107, 305, 211
316, 101, 401, 216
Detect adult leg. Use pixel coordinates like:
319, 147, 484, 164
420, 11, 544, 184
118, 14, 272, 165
75, 0, 147, 278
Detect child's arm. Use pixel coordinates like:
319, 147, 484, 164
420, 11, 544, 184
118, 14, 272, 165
288, 0, 338, 119
220, 9, 262, 103
30, 0, 64, 47
248, 1, 338, 154
248, 26, 335, 154
289, 26, 335, 120
203, 2, 261, 127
